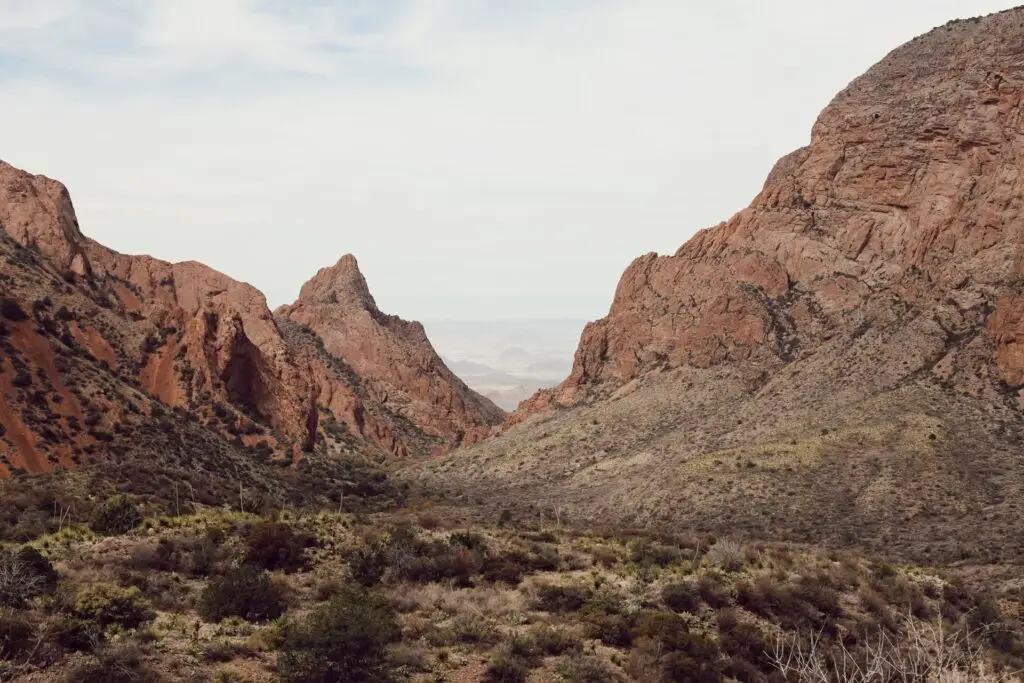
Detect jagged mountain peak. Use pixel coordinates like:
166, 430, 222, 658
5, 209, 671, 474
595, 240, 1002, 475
295, 253, 378, 311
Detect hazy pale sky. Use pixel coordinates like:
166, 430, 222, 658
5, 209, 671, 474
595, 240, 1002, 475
0, 1, 1016, 321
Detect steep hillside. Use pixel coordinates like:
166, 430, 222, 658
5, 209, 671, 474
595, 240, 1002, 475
276, 256, 506, 451
0, 159, 502, 475
407, 8, 1024, 564
0, 224, 402, 528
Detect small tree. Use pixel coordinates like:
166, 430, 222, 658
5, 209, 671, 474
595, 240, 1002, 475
72, 583, 153, 629
244, 521, 311, 573
348, 543, 387, 587
277, 584, 399, 682
199, 565, 285, 623
0, 298, 28, 322
89, 496, 143, 536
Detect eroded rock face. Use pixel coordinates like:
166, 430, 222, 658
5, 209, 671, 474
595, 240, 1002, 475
277, 256, 506, 450
0, 159, 501, 470
0, 162, 93, 277
0, 159, 319, 447
510, 9, 1024, 423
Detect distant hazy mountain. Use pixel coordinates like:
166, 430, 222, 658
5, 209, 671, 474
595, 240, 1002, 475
427, 319, 586, 410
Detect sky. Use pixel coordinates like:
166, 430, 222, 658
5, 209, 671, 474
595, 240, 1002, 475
0, 1, 1018, 322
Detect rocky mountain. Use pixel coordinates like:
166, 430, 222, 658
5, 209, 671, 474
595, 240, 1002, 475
408, 8, 1024, 564
0, 159, 503, 480
275, 255, 506, 453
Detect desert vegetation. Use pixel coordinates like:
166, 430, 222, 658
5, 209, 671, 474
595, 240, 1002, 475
0, 482, 1018, 682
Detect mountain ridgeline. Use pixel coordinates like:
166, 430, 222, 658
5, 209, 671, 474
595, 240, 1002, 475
5, 9, 1024, 682
412, 8, 1024, 564
0, 160, 503, 481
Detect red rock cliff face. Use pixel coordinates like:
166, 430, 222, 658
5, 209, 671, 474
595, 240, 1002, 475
0, 160, 318, 451
276, 256, 505, 449
510, 9, 1024, 425
0, 159, 502, 465
0, 163, 94, 277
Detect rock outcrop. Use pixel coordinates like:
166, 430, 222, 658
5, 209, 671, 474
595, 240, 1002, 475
0, 159, 318, 452
510, 8, 1024, 423
0, 159, 502, 474
414, 9, 1024, 564
276, 256, 505, 452
0, 163, 93, 277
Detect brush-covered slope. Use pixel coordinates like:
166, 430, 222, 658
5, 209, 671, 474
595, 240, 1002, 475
408, 8, 1024, 563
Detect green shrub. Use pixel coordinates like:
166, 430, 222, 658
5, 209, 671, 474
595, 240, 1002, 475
696, 574, 732, 608
632, 611, 691, 651
130, 538, 179, 572
531, 583, 592, 613
557, 653, 627, 683
484, 652, 529, 683
212, 668, 248, 683
590, 545, 619, 568
737, 575, 841, 632
72, 582, 153, 629
16, 547, 58, 593
0, 298, 28, 322
449, 531, 489, 553
416, 512, 441, 530
203, 639, 244, 663
64, 642, 164, 683
378, 529, 481, 586
314, 577, 345, 602
244, 521, 312, 573
89, 496, 143, 536
348, 543, 387, 587
400, 545, 484, 587
662, 581, 701, 613
585, 613, 632, 647
48, 615, 101, 652
970, 596, 1019, 654
529, 623, 581, 655
277, 584, 399, 683
717, 617, 771, 677
0, 610, 36, 661
505, 632, 542, 667
452, 613, 498, 644
199, 565, 285, 623
627, 622, 722, 683
660, 642, 722, 683
183, 533, 224, 576
629, 540, 679, 568
482, 553, 530, 585
526, 543, 560, 571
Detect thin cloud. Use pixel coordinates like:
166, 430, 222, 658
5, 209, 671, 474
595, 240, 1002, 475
0, 1, 1018, 320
